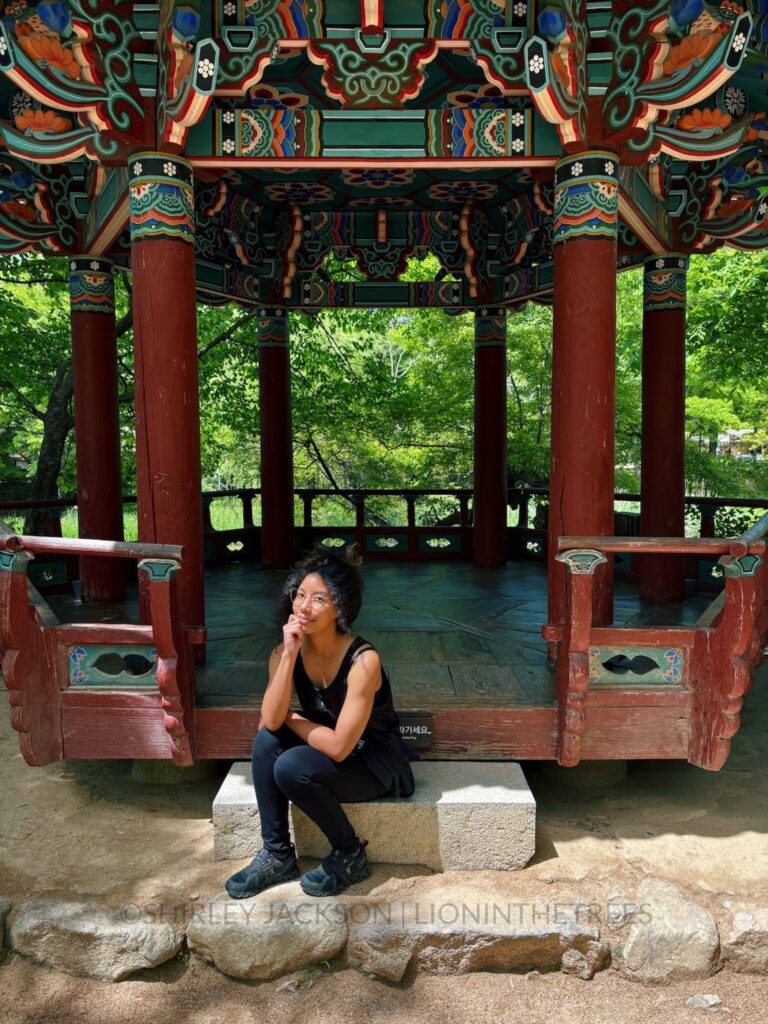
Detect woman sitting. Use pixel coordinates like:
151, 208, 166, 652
225, 544, 417, 900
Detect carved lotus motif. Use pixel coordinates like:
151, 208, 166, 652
14, 107, 72, 134
677, 107, 732, 132
17, 33, 81, 80
662, 31, 721, 77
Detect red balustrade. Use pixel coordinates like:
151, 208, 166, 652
548, 513, 768, 772
0, 530, 200, 768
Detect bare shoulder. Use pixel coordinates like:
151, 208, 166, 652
348, 645, 382, 690
352, 646, 380, 669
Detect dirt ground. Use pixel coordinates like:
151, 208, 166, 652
2, 663, 768, 1023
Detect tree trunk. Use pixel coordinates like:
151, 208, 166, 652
24, 359, 74, 535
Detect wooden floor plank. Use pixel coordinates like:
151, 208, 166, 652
450, 664, 529, 701
428, 630, 496, 664
376, 630, 436, 664
386, 663, 456, 700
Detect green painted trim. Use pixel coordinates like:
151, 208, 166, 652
589, 645, 684, 686
723, 553, 764, 578
139, 559, 181, 582
0, 549, 30, 573
555, 549, 608, 575
67, 643, 158, 688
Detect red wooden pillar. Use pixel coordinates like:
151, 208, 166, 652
473, 308, 508, 568
128, 154, 205, 634
639, 255, 688, 603
258, 309, 295, 567
69, 257, 125, 603
548, 152, 619, 628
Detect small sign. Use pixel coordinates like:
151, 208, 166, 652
399, 712, 433, 750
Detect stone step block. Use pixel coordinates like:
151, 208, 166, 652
213, 760, 536, 871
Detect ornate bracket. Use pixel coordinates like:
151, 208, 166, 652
276, 202, 303, 301
0, 157, 79, 252
514, 1, 588, 147
307, 34, 439, 110
0, 0, 143, 149
162, 38, 221, 147
459, 202, 490, 298
605, 2, 753, 144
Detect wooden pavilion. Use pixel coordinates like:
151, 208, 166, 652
1, 0, 767, 773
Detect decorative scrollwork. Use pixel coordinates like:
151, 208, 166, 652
67, 0, 144, 136
307, 36, 439, 110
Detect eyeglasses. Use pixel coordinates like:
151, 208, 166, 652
291, 588, 332, 611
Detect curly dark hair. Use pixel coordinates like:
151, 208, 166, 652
278, 544, 364, 634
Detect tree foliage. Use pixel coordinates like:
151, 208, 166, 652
0, 248, 767, 525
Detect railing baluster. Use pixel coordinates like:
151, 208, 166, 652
459, 494, 471, 528
700, 501, 717, 539
240, 490, 254, 529
302, 492, 314, 529
202, 495, 214, 533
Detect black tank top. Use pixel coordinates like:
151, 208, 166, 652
293, 636, 417, 797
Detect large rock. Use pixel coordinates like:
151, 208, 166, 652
214, 760, 536, 871
345, 874, 609, 981
722, 907, 768, 974
10, 900, 183, 981
619, 879, 720, 985
186, 884, 347, 981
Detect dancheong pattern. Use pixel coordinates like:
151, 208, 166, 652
427, 109, 531, 158
216, 108, 321, 158
68, 256, 114, 315
643, 255, 689, 313
474, 309, 507, 348
554, 152, 619, 246
307, 39, 439, 110
257, 309, 290, 347
128, 154, 194, 245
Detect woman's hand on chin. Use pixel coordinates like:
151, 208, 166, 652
282, 614, 304, 656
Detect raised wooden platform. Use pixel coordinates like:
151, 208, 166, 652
48, 561, 712, 763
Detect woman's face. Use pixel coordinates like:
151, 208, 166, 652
291, 572, 337, 632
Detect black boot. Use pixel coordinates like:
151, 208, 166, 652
225, 845, 300, 900
299, 839, 371, 897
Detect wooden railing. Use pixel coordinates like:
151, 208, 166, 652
0, 531, 197, 767
1, 488, 767, 572
294, 488, 473, 561
546, 515, 768, 772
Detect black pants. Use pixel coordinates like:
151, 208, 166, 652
251, 725, 390, 857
